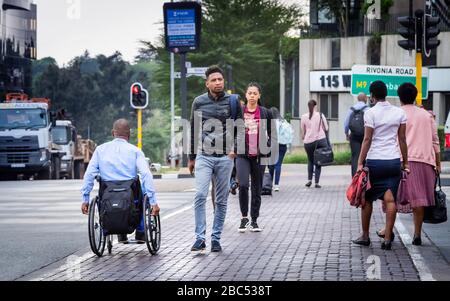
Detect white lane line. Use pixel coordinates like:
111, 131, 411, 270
395, 216, 436, 281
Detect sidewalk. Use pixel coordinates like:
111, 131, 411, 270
21, 166, 429, 281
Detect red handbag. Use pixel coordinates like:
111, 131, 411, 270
396, 171, 410, 206
347, 168, 371, 208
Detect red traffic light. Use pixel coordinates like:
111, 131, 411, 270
132, 85, 141, 95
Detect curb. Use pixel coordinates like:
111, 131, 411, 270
153, 174, 194, 180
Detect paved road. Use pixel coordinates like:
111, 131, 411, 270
0, 178, 195, 281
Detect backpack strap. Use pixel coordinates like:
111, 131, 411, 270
229, 94, 239, 121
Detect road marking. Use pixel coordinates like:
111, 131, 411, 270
395, 216, 436, 281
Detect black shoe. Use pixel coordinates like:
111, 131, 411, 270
238, 217, 250, 233
230, 181, 238, 195
352, 237, 371, 246
117, 234, 128, 244
412, 235, 422, 246
249, 221, 262, 232
211, 240, 222, 252
381, 240, 392, 250
376, 230, 395, 242
305, 181, 312, 188
315, 184, 321, 188
135, 231, 146, 244
191, 239, 206, 252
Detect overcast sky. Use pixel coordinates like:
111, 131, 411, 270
33, 0, 307, 66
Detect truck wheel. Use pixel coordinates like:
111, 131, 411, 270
74, 161, 84, 179
39, 166, 52, 180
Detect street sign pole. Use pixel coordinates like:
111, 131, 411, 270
137, 109, 142, 150
180, 53, 188, 167
170, 52, 175, 168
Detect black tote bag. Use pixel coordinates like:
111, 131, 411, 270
424, 175, 448, 224
313, 113, 334, 166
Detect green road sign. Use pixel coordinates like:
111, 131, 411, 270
351, 65, 428, 98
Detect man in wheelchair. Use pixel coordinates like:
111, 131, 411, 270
81, 119, 160, 244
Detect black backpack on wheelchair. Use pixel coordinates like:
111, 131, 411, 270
98, 178, 142, 235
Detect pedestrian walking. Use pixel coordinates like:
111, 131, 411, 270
301, 100, 329, 188
377, 83, 441, 246
188, 65, 243, 253
268, 107, 293, 192
237, 82, 272, 233
344, 92, 369, 177
352, 81, 409, 250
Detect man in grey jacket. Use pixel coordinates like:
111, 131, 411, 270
189, 65, 243, 253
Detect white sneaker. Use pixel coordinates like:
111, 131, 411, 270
273, 185, 280, 192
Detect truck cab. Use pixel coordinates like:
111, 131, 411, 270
52, 120, 77, 178
0, 101, 59, 179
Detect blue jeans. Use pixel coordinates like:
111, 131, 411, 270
269, 144, 288, 185
194, 154, 233, 242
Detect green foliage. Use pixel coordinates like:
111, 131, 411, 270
284, 150, 351, 165
438, 126, 445, 157
32, 52, 149, 144
130, 109, 171, 163
279, 36, 300, 60
138, 0, 304, 110
361, 0, 394, 19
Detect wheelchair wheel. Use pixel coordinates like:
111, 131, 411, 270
143, 199, 161, 255
88, 196, 106, 257
107, 235, 113, 254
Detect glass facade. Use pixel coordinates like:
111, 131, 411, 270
0, 0, 37, 99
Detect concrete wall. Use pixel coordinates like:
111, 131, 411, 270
297, 32, 450, 147
437, 32, 450, 66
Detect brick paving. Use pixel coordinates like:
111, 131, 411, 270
24, 175, 420, 281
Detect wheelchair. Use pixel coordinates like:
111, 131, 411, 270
88, 177, 161, 257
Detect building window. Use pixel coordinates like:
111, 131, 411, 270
331, 39, 340, 69
319, 93, 339, 120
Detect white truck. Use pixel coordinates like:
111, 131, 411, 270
52, 120, 96, 179
0, 98, 63, 180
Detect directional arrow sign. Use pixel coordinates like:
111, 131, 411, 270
351, 64, 428, 98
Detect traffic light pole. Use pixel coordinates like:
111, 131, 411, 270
415, 9, 424, 107
137, 109, 143, 150
416, 53, 423, 106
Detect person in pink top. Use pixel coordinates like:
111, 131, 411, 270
301, 100, 329, 188
377, 83, 441, 246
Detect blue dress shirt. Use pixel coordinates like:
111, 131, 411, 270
81, 138, 157, 205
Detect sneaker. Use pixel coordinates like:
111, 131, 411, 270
273, 185, 280, 192
305, 181, 312, 188
135, 231, 146, 244
191, 239, 206, 252
249, 221, 262, 232
230, 181, 238, 195
117, 234, 128, 244
315, 184, 321, 188
238, 217, 250, 233
211, 240, 222, 252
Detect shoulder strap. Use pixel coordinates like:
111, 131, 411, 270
229, 94, 238, 121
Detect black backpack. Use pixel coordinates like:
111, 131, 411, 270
99, 178, 142, 235
349, 106, 367, 138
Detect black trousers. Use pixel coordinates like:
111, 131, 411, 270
236, 156, 265, 221
349, 136, 363, 177
304, 138, 328, 184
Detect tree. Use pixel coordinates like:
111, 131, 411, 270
137, 0, 304, 110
